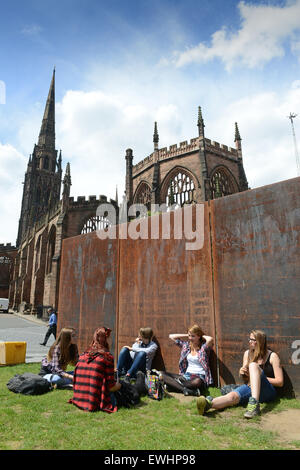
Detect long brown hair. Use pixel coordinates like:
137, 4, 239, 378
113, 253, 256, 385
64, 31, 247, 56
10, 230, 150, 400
48, 328, 78, 369
188, 324, 204, 348
248, 329, 268, 365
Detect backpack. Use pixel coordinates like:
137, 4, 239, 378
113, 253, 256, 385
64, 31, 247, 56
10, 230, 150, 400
146, 371, 164, 401
7, 373, 53, 396
114, 381, 140, 408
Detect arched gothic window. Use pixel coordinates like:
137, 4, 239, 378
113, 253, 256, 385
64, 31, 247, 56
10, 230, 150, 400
46, 226, 56, 274
164, 170, 196, 207
0, 256, 12, 288
44, 156, 49, 170
36, 187, 41, 203
35, 235, 42, 273
210, 168, 237, 199
134, 182, 152, 211
81, 214, 111, 234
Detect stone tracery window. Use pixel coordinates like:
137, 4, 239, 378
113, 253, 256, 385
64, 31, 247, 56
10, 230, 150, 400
34, 235, 42, 273
210, 168, 236, 199
134, 182, 152, 211
46, 226, 56, 274
81, 214, 111, 234
165, 170, 196, 207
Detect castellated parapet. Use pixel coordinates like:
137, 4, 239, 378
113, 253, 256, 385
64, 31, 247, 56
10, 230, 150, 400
0, 243, 16, 250
132, 136, 239, 177
68, 195, 118, 206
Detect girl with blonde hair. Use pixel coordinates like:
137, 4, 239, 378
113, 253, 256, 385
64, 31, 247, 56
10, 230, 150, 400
39, 327, 79, 388
160, 324, 214, 396
196, 329, 284, 418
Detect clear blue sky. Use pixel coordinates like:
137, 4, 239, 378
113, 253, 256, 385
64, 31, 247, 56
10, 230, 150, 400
1, 0, 300, 242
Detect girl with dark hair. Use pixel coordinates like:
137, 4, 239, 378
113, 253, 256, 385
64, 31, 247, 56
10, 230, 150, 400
160, 324, 214, 396
39, 327, 79, 388
69, 327, 121, 413
196, 329, 284, 418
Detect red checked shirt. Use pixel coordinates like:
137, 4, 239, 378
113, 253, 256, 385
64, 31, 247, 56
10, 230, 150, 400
175, 339, 213, 386
69, 351, 117, 413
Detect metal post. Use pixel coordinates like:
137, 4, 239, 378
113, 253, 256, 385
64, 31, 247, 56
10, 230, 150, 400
288, 112, 300, 176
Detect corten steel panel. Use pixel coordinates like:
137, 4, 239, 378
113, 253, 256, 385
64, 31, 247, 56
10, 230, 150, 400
211, 177, 300, 396
117, 205, 217, 379
57, 232, 118, 356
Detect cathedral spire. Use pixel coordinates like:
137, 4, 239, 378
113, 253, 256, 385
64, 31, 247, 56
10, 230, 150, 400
62, 162, 71, 212
234, 122, 241, 142
197, 106, 205, 138
153, 121, 159, 151
38, 68, 55, 150
63, 161, 71, 187
234, 122, 242, 155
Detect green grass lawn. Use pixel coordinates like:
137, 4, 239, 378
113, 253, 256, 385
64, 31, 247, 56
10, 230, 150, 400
1, 363, 299, 450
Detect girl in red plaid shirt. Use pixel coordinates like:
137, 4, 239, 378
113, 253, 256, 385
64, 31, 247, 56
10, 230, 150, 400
69, 327, 121, 413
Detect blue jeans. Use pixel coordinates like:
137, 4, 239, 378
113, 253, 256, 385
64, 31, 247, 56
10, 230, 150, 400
235, 371, 277, 405
43, 371, 74, 388
117, 347, 146, 378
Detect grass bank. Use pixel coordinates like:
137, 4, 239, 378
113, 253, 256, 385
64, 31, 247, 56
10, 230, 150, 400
0, 363, 299, 450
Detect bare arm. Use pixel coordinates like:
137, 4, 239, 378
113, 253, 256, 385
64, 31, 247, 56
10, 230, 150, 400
202, 335, 214, 348
169, 333, 188, 342
268, 352, 284, 387
239, 350, 249, 378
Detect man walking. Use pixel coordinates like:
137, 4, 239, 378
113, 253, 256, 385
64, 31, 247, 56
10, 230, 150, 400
40, 308, 57, 346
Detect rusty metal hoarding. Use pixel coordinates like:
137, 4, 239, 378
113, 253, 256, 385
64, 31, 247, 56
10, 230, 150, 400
211, 177, 300, 395
117, 208, 216, 377
58, 178, 300, 395
58, 232, 118, 356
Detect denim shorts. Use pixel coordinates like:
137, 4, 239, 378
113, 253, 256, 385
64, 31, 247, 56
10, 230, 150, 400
183, 372, 205, 382
234, 371, 277, 405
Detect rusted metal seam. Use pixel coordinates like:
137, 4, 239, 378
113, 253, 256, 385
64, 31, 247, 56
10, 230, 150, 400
208, 200, 220, 388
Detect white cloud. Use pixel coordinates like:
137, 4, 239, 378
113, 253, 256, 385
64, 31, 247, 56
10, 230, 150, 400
211, 83, 300, 187
2, 76, 300, 243
55, 90, 182, 204
21, 24, 43, 36
0, 143, 26, 244
172, 0, 300, 70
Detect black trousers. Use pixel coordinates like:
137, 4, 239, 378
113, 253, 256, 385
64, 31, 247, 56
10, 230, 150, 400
160, 371, 205, 393
42, 324, 57, 345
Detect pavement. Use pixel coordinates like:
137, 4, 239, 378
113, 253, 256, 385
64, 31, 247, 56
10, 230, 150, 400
0, 310, 50, 364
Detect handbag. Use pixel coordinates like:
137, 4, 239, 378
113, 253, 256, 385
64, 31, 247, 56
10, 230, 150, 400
114, 381, 140, 408
145, 371, 164, 401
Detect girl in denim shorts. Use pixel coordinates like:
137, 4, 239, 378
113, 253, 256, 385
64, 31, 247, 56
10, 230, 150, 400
196, 329, 284, 419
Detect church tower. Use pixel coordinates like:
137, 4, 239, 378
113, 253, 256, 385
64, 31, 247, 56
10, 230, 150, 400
17, 69, 62, 246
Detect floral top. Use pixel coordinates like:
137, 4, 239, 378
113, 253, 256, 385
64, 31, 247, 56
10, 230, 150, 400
175, 339, 213, 386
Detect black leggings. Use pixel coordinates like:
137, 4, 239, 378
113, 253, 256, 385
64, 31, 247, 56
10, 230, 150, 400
160, 371, 205, 393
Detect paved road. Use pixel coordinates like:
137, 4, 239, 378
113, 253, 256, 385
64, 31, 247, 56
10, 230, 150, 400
0, 313, 50, 364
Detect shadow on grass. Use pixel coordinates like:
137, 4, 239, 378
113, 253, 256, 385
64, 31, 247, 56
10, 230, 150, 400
260, 397, 283, 416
